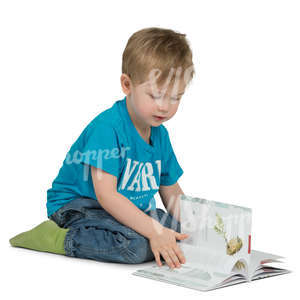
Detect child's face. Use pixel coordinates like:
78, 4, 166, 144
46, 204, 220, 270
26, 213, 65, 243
124, 76, 186, 128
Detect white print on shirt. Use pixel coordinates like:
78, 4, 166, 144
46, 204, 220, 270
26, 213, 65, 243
69, 146, 131, 182
66, 146, 131, 165
129, 194, 149, 200
119, 158, 161, 192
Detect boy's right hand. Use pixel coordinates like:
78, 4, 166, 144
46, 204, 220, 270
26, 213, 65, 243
149, 227, 189, 269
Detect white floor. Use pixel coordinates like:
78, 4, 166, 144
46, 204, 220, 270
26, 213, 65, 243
4, 240, 297, 299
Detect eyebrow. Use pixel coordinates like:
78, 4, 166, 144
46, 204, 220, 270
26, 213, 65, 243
147, 90, 185, 96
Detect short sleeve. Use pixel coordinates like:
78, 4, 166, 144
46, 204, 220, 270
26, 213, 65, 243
78, 122, 121, 178
160, 127, 184, 186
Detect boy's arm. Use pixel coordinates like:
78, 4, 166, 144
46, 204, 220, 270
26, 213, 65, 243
159, 182, 184, 223
91, 166, 164, 239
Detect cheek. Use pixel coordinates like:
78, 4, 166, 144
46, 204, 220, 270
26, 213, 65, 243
137, 100, 152, 116
170, 103, 179, 115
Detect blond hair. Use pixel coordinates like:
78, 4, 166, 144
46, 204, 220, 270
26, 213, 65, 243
122, 27, 195, 88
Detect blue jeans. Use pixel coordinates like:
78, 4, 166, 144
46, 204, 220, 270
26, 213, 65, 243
49, 197, 181, 264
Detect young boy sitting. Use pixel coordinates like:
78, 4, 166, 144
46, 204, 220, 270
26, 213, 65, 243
9, 27, 195, 270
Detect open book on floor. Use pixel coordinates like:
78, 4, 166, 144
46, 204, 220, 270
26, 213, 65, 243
132, 195, 291, 292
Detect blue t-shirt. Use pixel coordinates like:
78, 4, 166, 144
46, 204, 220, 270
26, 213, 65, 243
46, 96, 184, 217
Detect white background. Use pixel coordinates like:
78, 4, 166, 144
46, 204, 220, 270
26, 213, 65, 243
1, 0, 299, 298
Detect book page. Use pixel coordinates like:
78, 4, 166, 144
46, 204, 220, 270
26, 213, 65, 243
178, 243, 244, 275
179, 195, 252, 274
248, 249, 291, 280
132, 261, 247, 292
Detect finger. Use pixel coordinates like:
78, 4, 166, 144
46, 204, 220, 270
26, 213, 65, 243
175, 232, 189, 240
173, 245, 186, 264
160, 249, 175, 269
153, 250, 162, 267
167, 248, 181, 268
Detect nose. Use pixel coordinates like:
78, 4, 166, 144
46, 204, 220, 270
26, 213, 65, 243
156, 98, 169, 113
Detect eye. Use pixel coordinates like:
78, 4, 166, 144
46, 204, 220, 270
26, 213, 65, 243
149, 94, 160, 100
149, 94, 181, 101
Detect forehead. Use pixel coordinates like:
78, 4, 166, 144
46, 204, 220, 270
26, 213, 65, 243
141, 80, 186, 95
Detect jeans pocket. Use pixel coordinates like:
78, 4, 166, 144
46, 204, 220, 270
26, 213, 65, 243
60, 209, 85, 228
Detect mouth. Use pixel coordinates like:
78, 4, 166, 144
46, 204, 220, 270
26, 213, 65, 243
153, 115, 166, 121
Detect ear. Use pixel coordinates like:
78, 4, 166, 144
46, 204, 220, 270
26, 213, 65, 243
120, 73, 132, 95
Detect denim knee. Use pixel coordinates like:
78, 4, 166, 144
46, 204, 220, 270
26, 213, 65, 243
123, 233, 154, 264
123, 209, 181, 264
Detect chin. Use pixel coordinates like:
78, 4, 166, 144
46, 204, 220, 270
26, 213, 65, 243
152, 120, 166, 127
151, 123, 162, 127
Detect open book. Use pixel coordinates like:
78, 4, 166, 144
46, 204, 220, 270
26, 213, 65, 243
132, 195, 291, 291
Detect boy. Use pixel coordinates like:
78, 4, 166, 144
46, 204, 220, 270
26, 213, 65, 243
9, 27, 195, 269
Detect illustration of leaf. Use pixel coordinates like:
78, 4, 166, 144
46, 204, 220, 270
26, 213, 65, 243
234, 260, 245, 270
216, 213, 224, 230
214, 225, 221, 234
